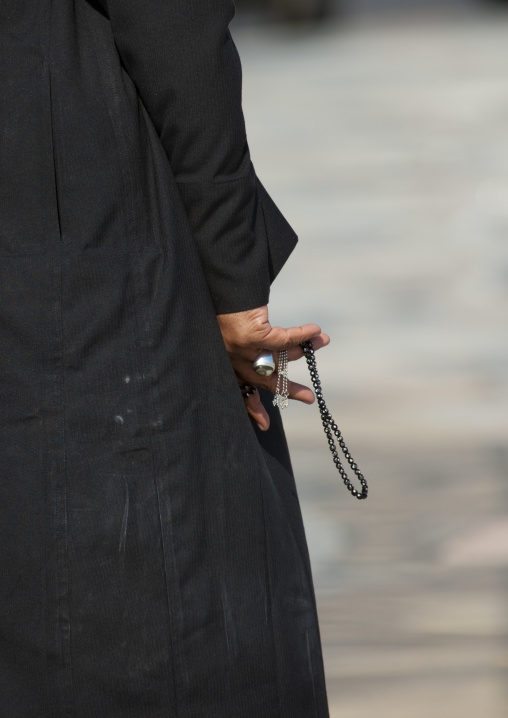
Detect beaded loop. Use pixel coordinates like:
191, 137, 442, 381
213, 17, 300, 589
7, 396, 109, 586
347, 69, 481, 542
240, 383, 258, 399
301, 340, 368, 501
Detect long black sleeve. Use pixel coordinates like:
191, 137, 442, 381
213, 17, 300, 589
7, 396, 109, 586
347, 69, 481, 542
97, 0, 297, 313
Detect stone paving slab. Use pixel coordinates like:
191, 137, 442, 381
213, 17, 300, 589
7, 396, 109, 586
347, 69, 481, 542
234, 9, 508, 717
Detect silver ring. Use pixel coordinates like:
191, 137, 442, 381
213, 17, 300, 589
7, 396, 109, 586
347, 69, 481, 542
252, 351, 276, 377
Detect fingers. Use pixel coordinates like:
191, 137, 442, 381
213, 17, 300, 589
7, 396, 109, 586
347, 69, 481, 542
236, 336, 327, 398
242, 372, 315, 404
262, 323, 323, 351
286, 332, 330, 362
244, 332, 329, 374
271, 377, 315, 404
241, 378, 313, 432
243, 391, 270, 431
284, 380, 315, 404
223, 308, 328, 425
235, 321, 329, 424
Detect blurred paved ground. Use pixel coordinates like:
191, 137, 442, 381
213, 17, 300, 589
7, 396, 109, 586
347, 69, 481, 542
234, 6, 508, 717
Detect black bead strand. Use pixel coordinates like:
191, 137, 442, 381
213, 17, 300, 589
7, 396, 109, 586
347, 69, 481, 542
301, 340, 368, 501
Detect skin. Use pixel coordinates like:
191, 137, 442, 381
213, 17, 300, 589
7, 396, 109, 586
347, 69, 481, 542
217, 305, 330, 431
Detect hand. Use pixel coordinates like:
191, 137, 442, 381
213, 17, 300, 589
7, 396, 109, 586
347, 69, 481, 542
217, 305, 330, 431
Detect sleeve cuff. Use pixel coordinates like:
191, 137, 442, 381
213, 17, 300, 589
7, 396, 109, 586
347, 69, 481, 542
176, 166, 298, 315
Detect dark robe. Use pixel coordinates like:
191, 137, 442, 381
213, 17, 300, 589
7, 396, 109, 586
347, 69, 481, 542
0, 1, 329, 715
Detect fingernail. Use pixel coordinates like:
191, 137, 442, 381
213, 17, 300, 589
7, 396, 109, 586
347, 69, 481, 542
257, 423, 266, 432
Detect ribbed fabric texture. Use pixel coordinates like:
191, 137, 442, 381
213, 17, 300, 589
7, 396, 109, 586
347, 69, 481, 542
0, 1, 328, 716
